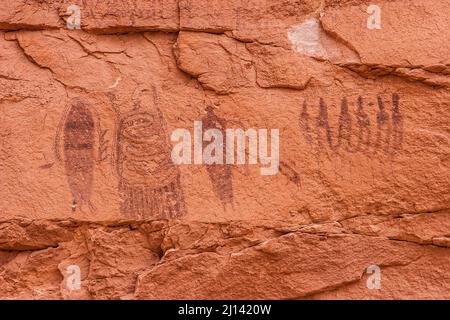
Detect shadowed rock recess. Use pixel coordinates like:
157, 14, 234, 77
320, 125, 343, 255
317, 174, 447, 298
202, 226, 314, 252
0, 0, 449, 299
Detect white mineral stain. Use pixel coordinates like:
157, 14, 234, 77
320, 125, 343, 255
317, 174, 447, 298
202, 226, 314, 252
109, 77, 122, 89
287, 18, 327, 58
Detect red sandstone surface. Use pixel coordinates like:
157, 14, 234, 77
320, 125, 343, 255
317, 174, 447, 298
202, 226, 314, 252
0, 0, 449, 299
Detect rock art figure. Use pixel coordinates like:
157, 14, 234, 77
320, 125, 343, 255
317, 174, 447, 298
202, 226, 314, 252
300, 93, 404, 155
113, 89, 186, 219
279, 161, 301, 186
391, 93, 404, 151
299, 101, 313, 144
354, 96, 371, 152
54, 98, 108, 212
375, 95, 392, 152
202, 106, 234, 209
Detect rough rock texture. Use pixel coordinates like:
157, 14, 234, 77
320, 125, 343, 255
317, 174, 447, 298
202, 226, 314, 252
0, 0, 449, 299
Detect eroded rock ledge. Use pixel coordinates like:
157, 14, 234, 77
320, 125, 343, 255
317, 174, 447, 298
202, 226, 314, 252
0, 211, 449, 299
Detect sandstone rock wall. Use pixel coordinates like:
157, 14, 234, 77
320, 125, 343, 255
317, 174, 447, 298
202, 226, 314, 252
0, 0, 448, 299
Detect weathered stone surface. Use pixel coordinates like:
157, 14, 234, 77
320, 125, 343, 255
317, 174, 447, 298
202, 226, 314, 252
0, 219, 448, 299
320, 0, 450, 86
0, 0, 449, 299
179, 0, 238, 32
0, 0, 180, 32
321, 0, 450, 66
175, 31, 255, 94
0, 0, 62, 30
